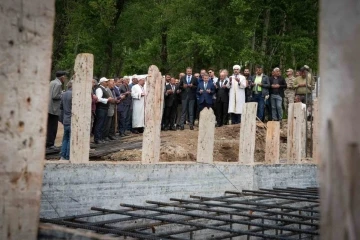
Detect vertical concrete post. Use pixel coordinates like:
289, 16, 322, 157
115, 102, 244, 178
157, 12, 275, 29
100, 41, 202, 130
70, 54, 94, 163
312, 98, 320, 164
287, 103, 306, 163
265, 121, 280, 164
239, 102, 258, 164
142, 65, 165, 164
287, 103, 306, 164
320, 1, 360, 239
197, 108, 216, 163
0, 1, 55, 239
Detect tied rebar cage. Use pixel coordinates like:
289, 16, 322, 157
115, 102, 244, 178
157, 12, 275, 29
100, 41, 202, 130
40, 187, 319, 239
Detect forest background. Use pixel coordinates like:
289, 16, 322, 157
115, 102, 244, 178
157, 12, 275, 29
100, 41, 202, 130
52, 0, 318, 78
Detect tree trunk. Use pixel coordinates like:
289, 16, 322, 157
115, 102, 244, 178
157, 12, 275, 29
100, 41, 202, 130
280, 13, 287, 70
261, 4, 270, 60
101, 0, 125, 77
160, 26, 168, 73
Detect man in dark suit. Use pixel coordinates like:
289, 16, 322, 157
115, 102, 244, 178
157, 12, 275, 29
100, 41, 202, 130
214, 72, 230, 127
197, 73, 215, 113
163, 77, 179, 131
179, 67, 198, 130
118, 77, 132, 136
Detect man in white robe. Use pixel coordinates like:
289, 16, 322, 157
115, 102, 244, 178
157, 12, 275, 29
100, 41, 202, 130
228, 65, 247, 124
131, 78, 146, 133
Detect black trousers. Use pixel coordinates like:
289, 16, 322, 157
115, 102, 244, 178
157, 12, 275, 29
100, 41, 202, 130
164, 104, 178, 128
103, 115, 115, 138
46, 113, 59, 147
94, 108, 108, 141
215, 101, 229, 126
119, 105, 129, 134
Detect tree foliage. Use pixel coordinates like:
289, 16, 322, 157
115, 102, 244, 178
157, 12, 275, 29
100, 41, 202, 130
52, 0, 318, 77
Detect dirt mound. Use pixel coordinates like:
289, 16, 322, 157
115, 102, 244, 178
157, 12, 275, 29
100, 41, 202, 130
102, 122, 271, 162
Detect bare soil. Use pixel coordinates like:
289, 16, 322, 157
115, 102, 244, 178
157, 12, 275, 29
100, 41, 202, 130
106, 122, 274, 162
55, 120, 312, 162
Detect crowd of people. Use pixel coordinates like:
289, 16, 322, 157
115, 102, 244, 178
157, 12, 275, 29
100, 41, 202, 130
46, 64, 316, 160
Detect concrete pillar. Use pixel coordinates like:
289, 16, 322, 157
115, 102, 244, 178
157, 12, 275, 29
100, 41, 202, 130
0, 1, 55, 239
265, 121, 280, 164
197, 108, 216, 164
239, 102, 258, 164
320, 1, 360, 239
70, 53, 94, 163
142, 65, 165, 164
287, 103, 306, 163
312, 98, 320, 164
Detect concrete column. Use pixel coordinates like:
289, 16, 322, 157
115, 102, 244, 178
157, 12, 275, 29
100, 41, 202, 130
287, 103, 306, 163
70, 53, 93, 163
239, 102, 258, 164
265, 121, 280, 164
312, 98, 320, 164
142, 65, 165, 164
320, 1, 360, 239
197, 108, 216, 164
0, 1, 55, 239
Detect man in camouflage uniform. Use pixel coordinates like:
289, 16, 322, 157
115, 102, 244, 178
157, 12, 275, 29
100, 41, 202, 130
284, 68, 296, 113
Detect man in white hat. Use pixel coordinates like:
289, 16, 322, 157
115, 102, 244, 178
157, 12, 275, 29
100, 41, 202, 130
94, 77, 115, 144
131, 77, 146, 133
228, 65, 247, 124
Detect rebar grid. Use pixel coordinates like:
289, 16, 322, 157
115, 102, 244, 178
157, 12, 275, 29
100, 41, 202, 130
40, 187, 319, 239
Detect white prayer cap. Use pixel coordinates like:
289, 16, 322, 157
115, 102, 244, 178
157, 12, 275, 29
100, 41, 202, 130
99, 77, 109, 83
132, 74, 138, 78
123, 76, 128, 78
233, 65, 241, 70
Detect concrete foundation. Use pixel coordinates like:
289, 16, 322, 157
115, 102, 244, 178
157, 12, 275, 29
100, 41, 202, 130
40, 162, 318, 218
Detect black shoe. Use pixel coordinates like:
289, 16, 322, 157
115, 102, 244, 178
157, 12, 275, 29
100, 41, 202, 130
119, 133, 125, 137
94, 140, 101, 144
176, 125, 181, 130
133, 130, 139, 134
108, 136, 116, 140
170, 127, 176, 131
164, 127, 169, 131
103, 137, 110, 142
180, 126, 184, 130
190, 126, 194, 130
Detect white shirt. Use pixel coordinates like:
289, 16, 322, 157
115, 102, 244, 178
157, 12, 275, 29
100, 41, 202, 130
95, 85, 109, 104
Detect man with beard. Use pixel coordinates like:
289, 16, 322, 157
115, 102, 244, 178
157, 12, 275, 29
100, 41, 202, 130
284, 68, 296, 112
131, 78, 146, 133
228, 65, 246, 124
243, 68, 253, 102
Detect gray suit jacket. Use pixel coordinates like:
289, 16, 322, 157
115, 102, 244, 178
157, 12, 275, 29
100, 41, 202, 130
48, 78, 63, 116
60, 89, 72, 125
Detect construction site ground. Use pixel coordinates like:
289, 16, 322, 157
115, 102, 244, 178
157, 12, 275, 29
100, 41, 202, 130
52, 120, 308, 163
